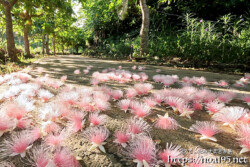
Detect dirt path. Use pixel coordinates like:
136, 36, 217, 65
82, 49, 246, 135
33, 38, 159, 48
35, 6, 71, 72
29, 55, 249, 93
24, 55, 249, 167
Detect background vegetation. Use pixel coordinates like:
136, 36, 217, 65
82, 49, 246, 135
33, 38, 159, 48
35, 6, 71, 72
0, 0, 249, 71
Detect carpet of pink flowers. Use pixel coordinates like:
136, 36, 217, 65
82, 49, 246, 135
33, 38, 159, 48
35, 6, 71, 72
0, 65, 249, 167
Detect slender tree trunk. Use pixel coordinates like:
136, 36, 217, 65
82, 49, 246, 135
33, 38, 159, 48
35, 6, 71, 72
42, 34, 45, 55
45, 34, 49, 54
76, 46, 79, 54
61, 44, 64, 54
52, 33, 56, 55
4, 6, 17, 61
23, 25, 31, 56
139, 0, 150, 56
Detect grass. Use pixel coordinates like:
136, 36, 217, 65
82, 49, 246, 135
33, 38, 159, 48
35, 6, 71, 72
0, 54, 45, 75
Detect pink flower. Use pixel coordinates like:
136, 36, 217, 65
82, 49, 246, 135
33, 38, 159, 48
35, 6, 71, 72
130, 102, 151, 118
153, 75, 162, 83
91, 78, 99, 85
153, 93, 165, 105
192, 76, 207, 86
53, 147, 81, 167
125, 135, 157, 167
118, 99, 131, 112
0, 131, 34, 158
144, 97, 157, 108
159, 143, 183, 166
60, 75, 67, 82
67, 111, 86, 132
27, 144, 51, 167
182, 76, 191, 83
189, 121, 220, 142
40, 121, 61, 136
28, 128, 42, 142
214, 80, 228, 87
212, 107, 248, 128
114, 131, 130, 147
134, 83, 153, 95
82, 126, 110, 153
111, 89, 123, 101
236, 124, 250, 154
241, 95, 250, 105
178, 104, 194, 119
74, 69, 81, 74
94, 99, 110, 112
17, 118, 32, 129
84, 69, 89, 74
193, 102, 203, 111
45, 130, 68, 149
217, 91, 235, 103
205, 101, 225, 114
165, 96, 185, 111
132, 65, 137, 70
200, 89, 217, 103
237, 137, 250, 154
126, 117, 151, 135
38, 89, 54, 102
154, 113, 179, 130
89, 113, 107, 126
132, 74, 141, 81
139, 72, 148, 82
4, 103, 27, 120
126, 88, 138, 99
0, 114, 16, 137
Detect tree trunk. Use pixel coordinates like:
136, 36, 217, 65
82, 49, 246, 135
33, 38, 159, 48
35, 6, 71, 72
52, 33, 56, 55
45, 34, 49, 54
4, 6, 17, 61
42, 34, 45, 55
23, 25, 31, 56
139, 0, 150, 57
61, 45, 64, 54
76, 46, 79, 54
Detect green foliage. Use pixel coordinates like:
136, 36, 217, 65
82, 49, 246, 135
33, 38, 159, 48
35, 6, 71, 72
177, 13, 250, 65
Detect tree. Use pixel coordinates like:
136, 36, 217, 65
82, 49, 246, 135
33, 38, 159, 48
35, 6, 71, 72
0, 0, 18, 62
139, 0, 149, 56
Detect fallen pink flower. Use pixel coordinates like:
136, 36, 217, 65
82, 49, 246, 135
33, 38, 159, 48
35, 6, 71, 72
125, 135, 157, 167
189, 121, 220, 142
53, 147, 81, 167
60, 75, 67, 82
126, 117, 151, 136
111, 89, 123, 101
212, 107, 248, 128
118, 99, 131, 112
114, 131, 130, 147
158, 143, 183, 167
205, 101, 225, 115
82, 126, 110, 153
154, 113, 179, 130
74, 69, 81, 75
89, 113, 107, 126
0, 131, 34, 158
130, 102, 151, 118
0, 114, 16, 137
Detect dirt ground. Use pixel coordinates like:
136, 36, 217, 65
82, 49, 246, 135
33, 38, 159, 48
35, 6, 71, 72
1, 55, 249, 167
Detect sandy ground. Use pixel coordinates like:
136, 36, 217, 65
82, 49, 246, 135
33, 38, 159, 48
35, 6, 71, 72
1, 55, 249, 167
